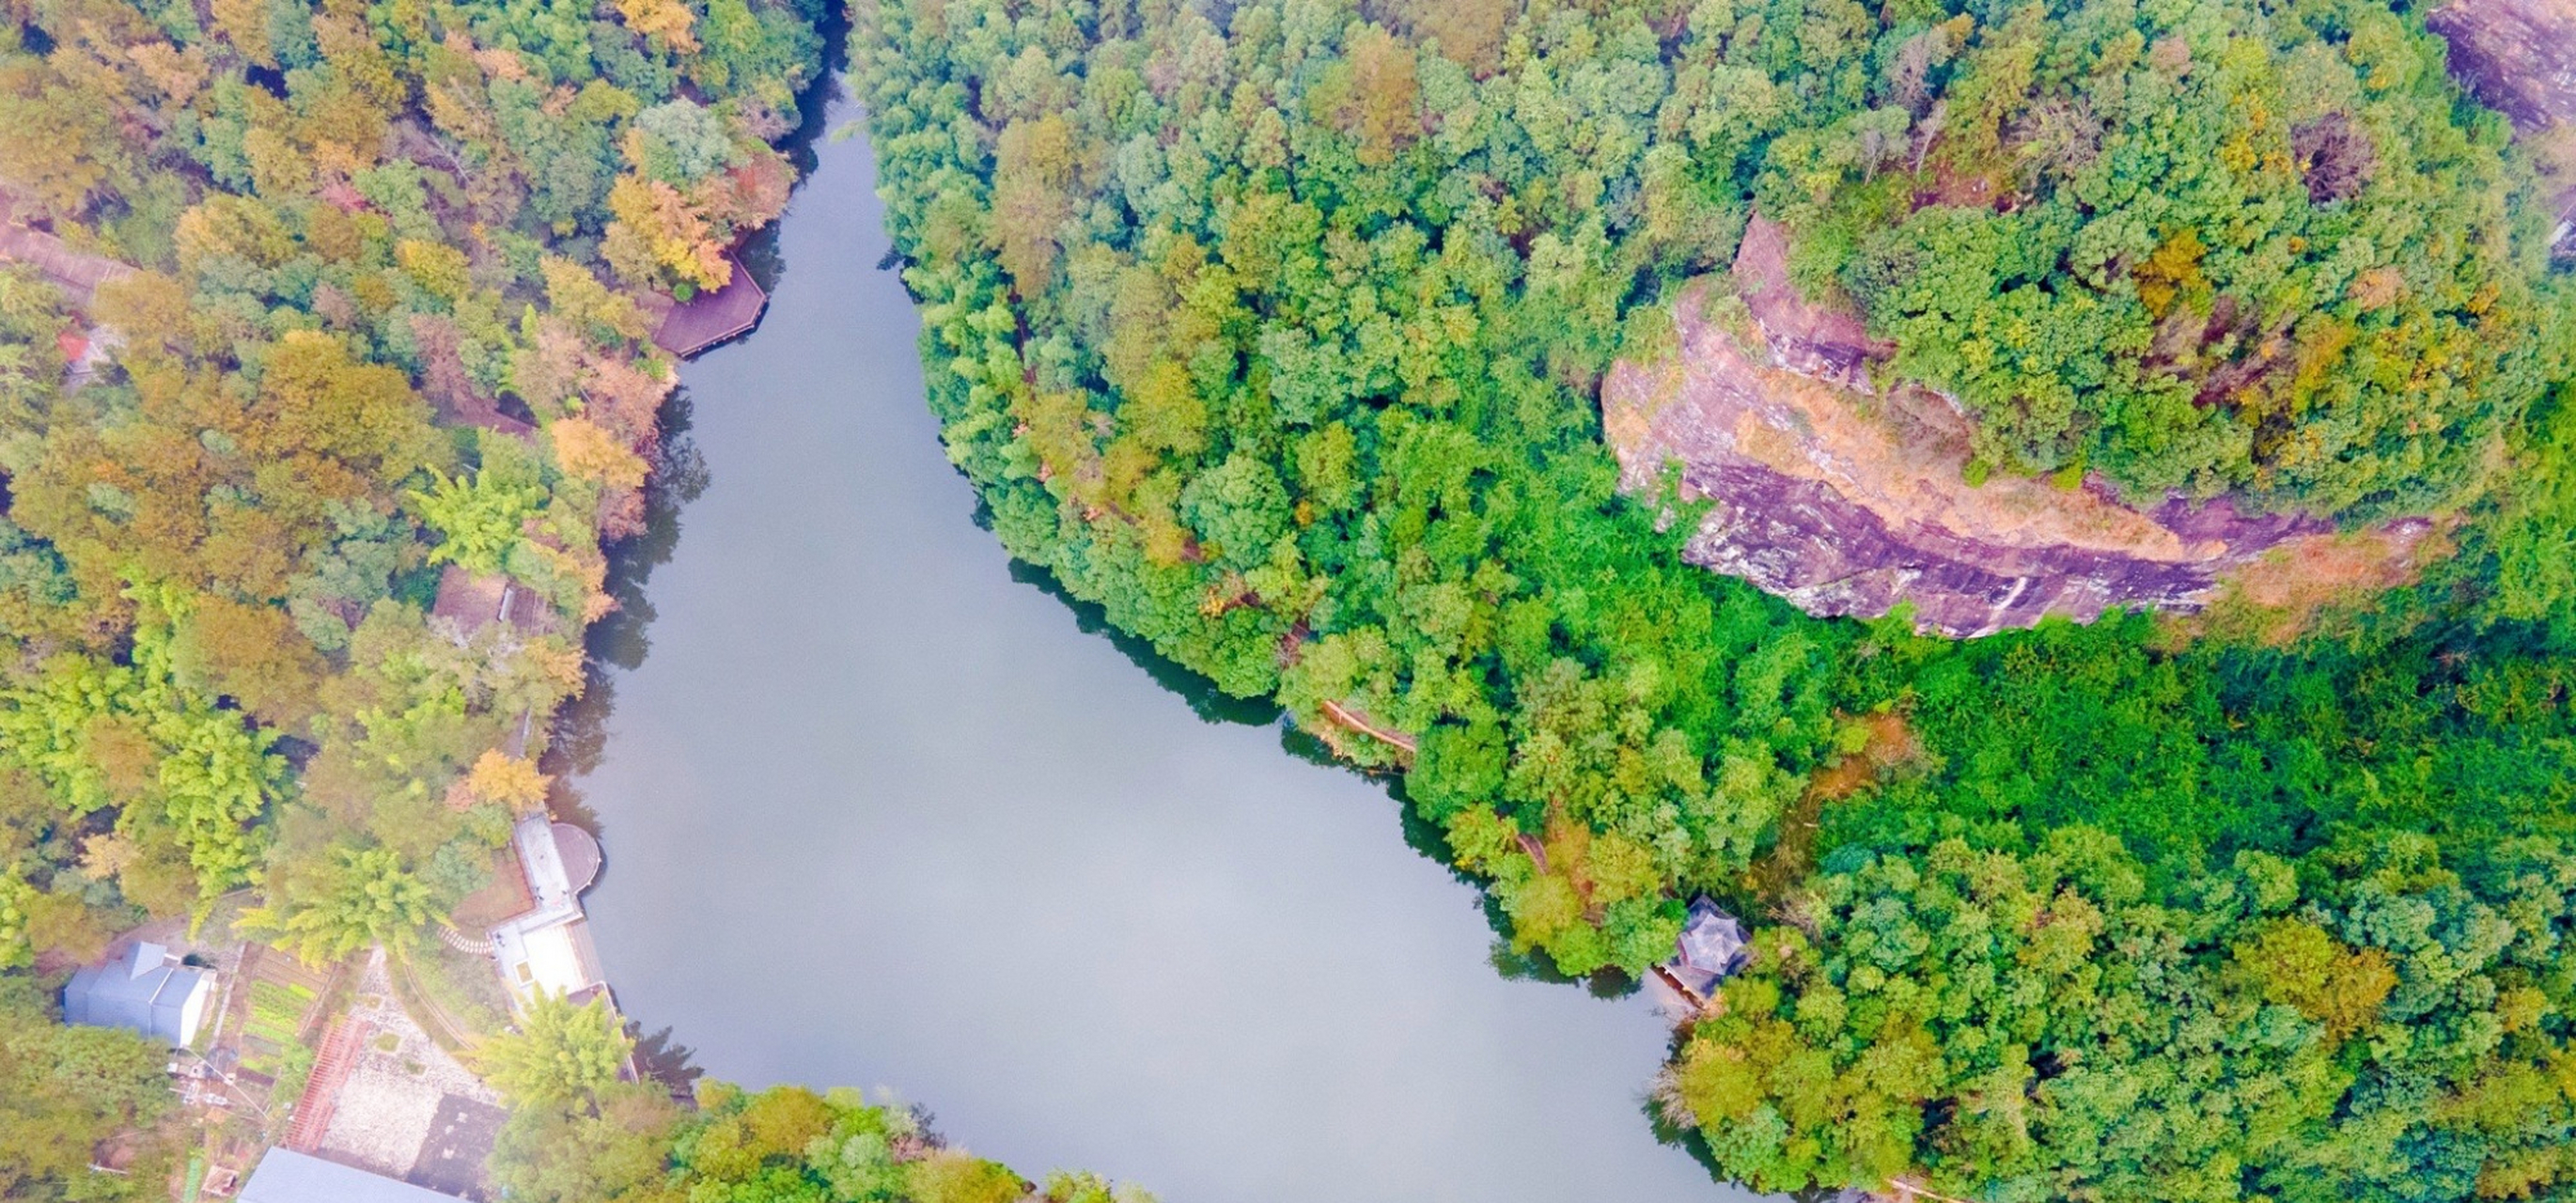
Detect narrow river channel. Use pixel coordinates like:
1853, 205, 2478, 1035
573, 92, 1741, 1203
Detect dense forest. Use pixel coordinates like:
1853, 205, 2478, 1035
0, 0, 838, 1190
0, 0, 818, 963
854, 0, 2576, 1197
4, 0, 2576, 1194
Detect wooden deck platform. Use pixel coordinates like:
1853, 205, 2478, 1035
651, 254, 768, 358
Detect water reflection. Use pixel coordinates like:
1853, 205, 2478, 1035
990, 554, 1667, 1017
543, 393, 707, 851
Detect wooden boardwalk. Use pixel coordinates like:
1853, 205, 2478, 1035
1319, 699, 1417, 756
282, 1014, 369, 1153
0, 190, 133, 310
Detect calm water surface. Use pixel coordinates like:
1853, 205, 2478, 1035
575, 96, 1738, 1203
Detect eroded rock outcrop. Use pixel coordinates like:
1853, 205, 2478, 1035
1602, 220, 2435, 638
2430, 0, 2576, 131
2429, 0, 2576, 257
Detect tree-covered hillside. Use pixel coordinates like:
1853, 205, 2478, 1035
854, 0, 2576, 1196
1802, 0, 2560, 515
0, 0, 824, 1190
0, 0, 816, 965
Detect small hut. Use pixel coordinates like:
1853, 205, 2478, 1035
1664, 897, 1749, 999
0, 187, 137, 310
239, 1148, 470, 1203
429, 566, 554, 642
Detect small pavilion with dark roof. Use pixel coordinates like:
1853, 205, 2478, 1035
1664, 897, 1750, 1000
552, 821, 601, 893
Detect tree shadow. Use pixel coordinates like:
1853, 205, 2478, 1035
545, 20, 855, 881
625, 1019, 707, 1101
545, 389, 708, 814
999, 555, 1284, 728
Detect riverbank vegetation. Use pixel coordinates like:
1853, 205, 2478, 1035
0, 0, 830, 1188
0, 0, 820, 972
0, 0, 1159, 1192
853, 0, 2576, 1196
0, 0, 1160, 1195
482, 992, 1155, 1203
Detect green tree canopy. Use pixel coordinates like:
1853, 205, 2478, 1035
474, 992, 634, 1113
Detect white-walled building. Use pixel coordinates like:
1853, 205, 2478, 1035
62, 941, 214, 1047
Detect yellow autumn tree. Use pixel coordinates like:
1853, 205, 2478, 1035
1336, 25, 1420, 166
602, 177, 729, 293
540, 257, 654, 343
2232, 918, 2399, 1041
465, 749, 552, 814
549, 416, 648, 489
614, 0, 698, 53
989, 113, 1073, 297
208, 0, 274, 66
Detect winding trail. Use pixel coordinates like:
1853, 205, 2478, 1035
435, 926, 493, 956
1319, 698, 1418, 756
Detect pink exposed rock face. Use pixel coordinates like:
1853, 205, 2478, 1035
1730, 215, 1886, 392
2429, 0, 2576, 130
1598, 221, 2442, 638
1596, 4, 2559, 639
2429, 0, 2576, 258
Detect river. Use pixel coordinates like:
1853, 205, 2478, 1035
571, 93, 1740, 1203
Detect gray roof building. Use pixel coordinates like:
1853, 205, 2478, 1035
61, 942, 213, 1046
239, 1148, 469, 1203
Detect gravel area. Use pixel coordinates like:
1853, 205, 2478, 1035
319, 1059, 447, 1175
317, 951, 503, 1179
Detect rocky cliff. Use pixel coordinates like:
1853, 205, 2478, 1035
2431, 0, 2576, 255
1599, 12, 2564, 639
2430, 0, 2576, 130
1601, 220, 2435, 638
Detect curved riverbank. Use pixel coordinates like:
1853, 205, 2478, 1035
565, 92, 1741, 1203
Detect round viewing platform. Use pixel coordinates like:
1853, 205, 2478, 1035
551, 822, 602, 894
